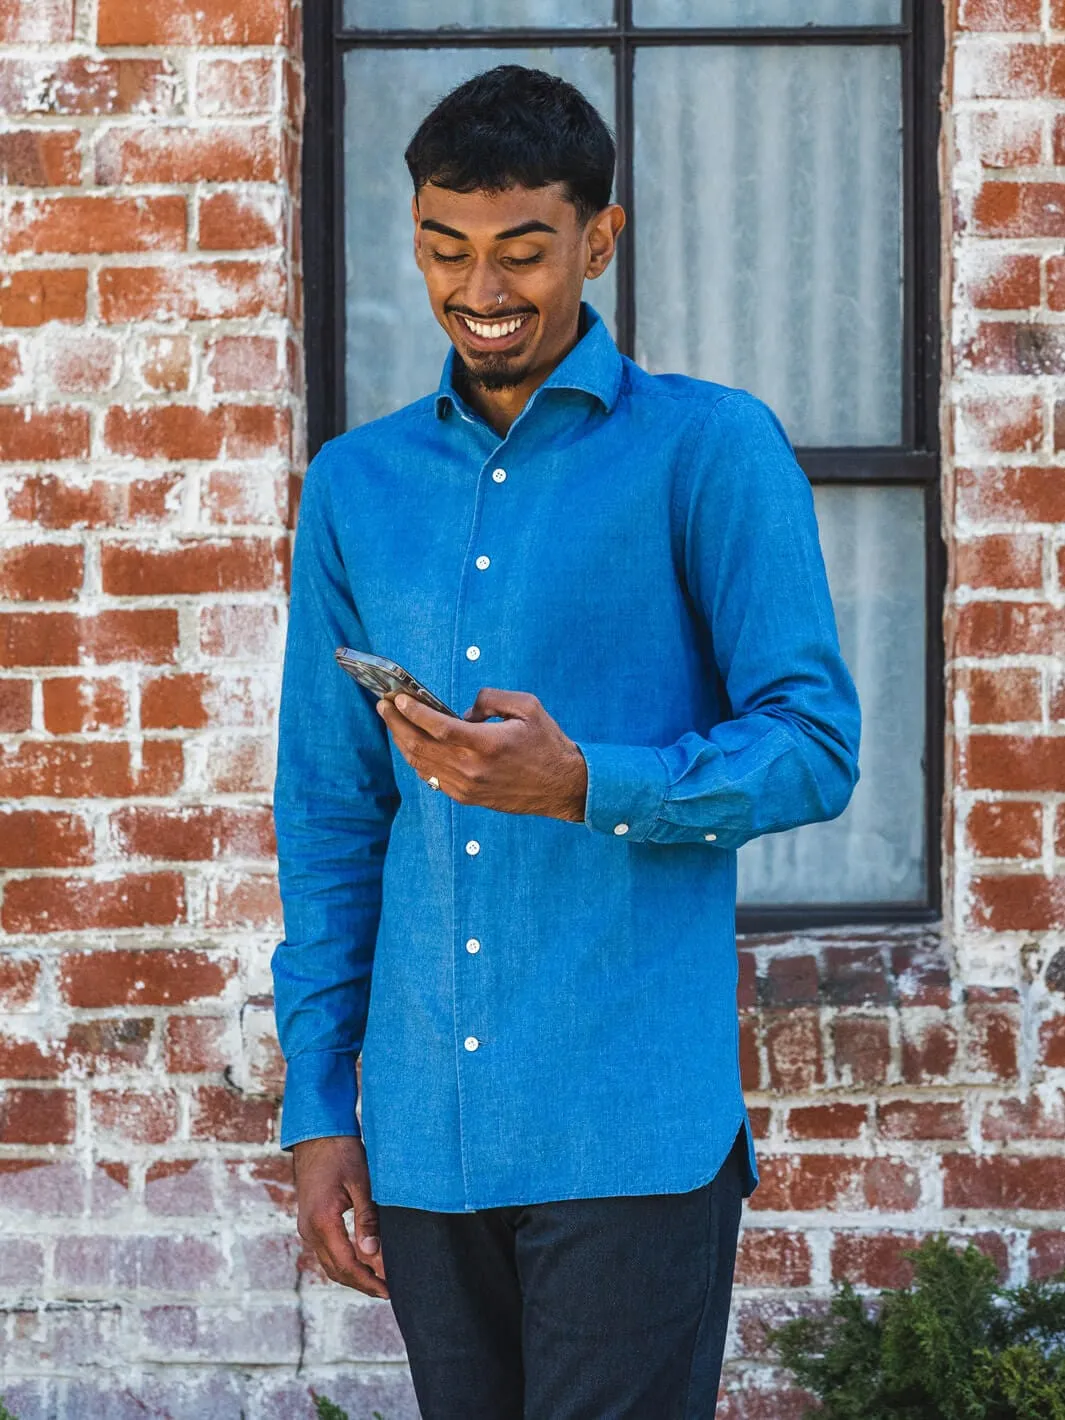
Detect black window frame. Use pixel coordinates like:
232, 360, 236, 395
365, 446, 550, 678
302, 0, 945, 933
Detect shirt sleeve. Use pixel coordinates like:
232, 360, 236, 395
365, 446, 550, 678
270, 439, 400, 1150
572, 390, 861, 850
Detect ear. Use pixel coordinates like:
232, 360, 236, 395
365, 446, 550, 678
584, 203, 626, 280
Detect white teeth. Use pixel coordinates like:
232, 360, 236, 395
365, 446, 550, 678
461, 314, 526, 339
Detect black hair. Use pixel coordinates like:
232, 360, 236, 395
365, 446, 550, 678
404, 64, 615, 225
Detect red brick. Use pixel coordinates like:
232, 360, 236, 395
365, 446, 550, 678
1029, 1231, 1065, 1279
877, 1099, 967, 1140
3, 473, 184, 530
765, 1010, 824, 1094
901, 1015, 958, 1083
99, 261, 285, 323
189, 1085, 277, 1144
206, 874, 281, 929
0, 1159, 84, 1215
0, 340, 21, 390
203, 735, 273, 794
63, 1018, 154, 1075
0, 130, 81, 186
59, 949, 235, 1009
0, 678, 32, 731
737, 949, 756, 1011
102, 405, 289, 462
0, 959, 40, 1012
943, 1155, 1062, 1210
982, 1091, 1065, 1140
206, 335, 284, 392
0, 609, 179, 667
823, 947, 892, 1006
959, 0, 1042, 28
0, 741, 182, 800
891, 943, 953, 1007
1046, 254, 1065, 310
95, 125, 281, 185
734, 1230, 812, 1288
0, 56, 181, 117
957, 667, 1042, 726
1040, 1015, 1065, 1067
957, 465, 1065, 524
198, 189, 284, 250
111, 805, 275, 862
141, 672, 210, 729
0, 808, 92, 869
0, 406, 88, 462
963, 320, 1065, 376
136, 334, 191, 393
4, 195, 186, 255
43, 676, 127, 734
2, 872, 186, 934
956, 391, 1044, 453
748, 1106, 770, 1138
46, 332, 120, 394
0, 1033, 64, 1079
830, 1231, 921, 1288
955, 533, 1043, 590
955, 603, 1065, 657
102, 537, 285, 595
0, 1087, 75, 1145
786, 1103, 866, 1140
958, 109, 1043, 169
967, 874, 1065, 931
966, 800, 1043, 858
964, 1004, 1021, 1081
196, 57, 277, 115
91, 1089, 179, 1145
739, 1015, 761, 1092
0, 543, 84, 601
199, 602, 281, 658
832, 1014, 891, 1086
971, 181, 1065, 237
164, 1016, 230, 1074
0, 0, 74, 42
747, 1155, 920, 1213
761, 954, 818, 1007
97, 0, 288, 45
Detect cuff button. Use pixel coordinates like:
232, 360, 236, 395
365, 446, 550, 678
613, 823, 629, 835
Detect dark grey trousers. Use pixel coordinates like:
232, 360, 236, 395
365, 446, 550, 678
376, 1123, 746, 1420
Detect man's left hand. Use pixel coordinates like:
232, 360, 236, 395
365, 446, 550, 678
376, 687, 588, 823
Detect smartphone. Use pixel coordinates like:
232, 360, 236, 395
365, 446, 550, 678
335, 648, 459, 718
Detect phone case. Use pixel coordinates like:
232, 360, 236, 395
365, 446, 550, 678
335, 647, 459, 718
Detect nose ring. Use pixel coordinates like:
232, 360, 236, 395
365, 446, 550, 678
497, 293, 505, 305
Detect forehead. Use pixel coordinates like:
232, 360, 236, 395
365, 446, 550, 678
416, 180, 577, 237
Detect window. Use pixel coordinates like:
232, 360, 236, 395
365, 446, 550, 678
303, 0, 944, 929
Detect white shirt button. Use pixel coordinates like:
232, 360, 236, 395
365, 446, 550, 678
465, 840, 480, 856
464, 1036, 480, 1052
491, 468, 507, 483
613, 823, 629, 835
475, 555, 490, 570
465, 937, 481, 954
466, 645, 480, 661
704, 833, 717, 842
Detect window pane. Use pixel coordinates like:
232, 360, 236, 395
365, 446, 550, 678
635, 0, 900, 23
738, 485, 927, 907
344, 0, 613, 28
634, 45, 903, 446
343, 49, 617, 428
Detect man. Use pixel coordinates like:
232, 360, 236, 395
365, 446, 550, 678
272, 64, 860, 1419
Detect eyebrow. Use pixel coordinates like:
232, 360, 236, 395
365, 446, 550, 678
419, 218, 558, 242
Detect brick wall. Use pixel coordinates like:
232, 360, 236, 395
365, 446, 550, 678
0, 1, 1062, 1417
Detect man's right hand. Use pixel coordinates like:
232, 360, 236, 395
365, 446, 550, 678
293, 1135, 389, 1299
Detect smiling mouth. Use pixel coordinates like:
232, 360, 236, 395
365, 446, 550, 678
454, 311, 534, 345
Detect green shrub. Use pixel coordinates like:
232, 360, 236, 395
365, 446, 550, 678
0, 1401, 16, 1420
311, 1396, 385, 1420
768, 1233, 1065, 1419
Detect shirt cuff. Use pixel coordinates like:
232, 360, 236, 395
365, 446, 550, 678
572, 740, 670, 842
278, 1049, 361, 1151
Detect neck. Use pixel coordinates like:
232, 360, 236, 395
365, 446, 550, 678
457, 309, 584, 437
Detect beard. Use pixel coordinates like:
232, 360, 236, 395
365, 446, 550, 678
455, 349, 532, 392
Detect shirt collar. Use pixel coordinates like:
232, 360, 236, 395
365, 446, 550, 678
433, 301, 623, 422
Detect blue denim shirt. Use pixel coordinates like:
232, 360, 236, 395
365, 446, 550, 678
271, 301, 860, 1211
